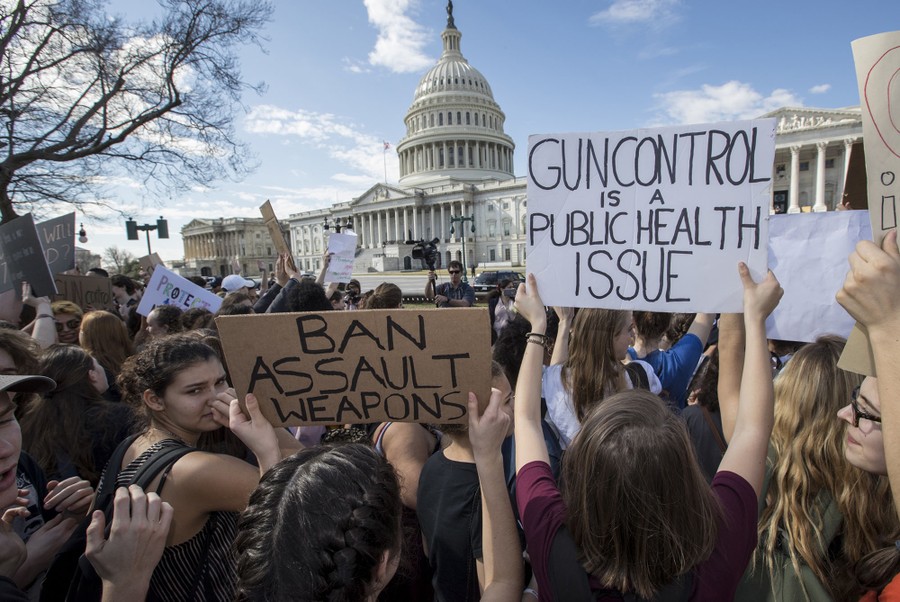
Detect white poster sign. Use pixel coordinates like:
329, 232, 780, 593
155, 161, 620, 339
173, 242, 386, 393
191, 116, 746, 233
766, 211, 871, 343
526, 119, 776, 312
324, 231, 358, 283
137, 265, 222, 317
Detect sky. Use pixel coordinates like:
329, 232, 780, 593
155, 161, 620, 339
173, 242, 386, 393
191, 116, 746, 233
74, 0, 899, 263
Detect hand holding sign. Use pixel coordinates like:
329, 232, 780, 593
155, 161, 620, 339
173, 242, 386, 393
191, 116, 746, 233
211, 388, 281, 471
514, 274, 548, 329
837, 229, 900, 333
738, 262, 783, 321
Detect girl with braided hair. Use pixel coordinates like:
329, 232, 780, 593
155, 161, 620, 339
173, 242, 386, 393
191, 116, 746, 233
234, 444, 402, 602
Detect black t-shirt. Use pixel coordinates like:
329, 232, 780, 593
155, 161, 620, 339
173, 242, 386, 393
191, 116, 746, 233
682, 404, 725, 483
416, 451, 482, 602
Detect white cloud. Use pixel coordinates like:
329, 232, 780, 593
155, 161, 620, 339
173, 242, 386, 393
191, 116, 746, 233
809, 83, 831, 94
590, 0, 680, 25
243, 104, 400, 184
652, 81, 803, 125
363, 0, 433, 73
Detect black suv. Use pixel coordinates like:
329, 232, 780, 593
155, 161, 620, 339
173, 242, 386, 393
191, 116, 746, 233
473, 270, 525, 298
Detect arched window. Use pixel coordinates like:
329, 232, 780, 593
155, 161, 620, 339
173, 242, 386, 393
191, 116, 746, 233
430, 113, 434, 127
439, 113, 443, 126
474, 113, 479, 126
466, 112, 471, 125
448, 112, 452, 125
457, 112, 461, 124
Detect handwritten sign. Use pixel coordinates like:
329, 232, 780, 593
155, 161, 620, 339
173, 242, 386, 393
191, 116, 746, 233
36, 213, 76, 274
840, 31, 900, 376
0, 214, 57, 297
215, 308, 492, 426
136, 265, 222, 317
526, 119, 775, 312
766, 211, 871, 342
324, 231, 358, 283
54, 274, 116, 312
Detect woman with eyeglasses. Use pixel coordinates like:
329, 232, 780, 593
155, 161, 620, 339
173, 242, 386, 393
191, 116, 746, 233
50, 300, 83, 345
835, 229, 900, 600
731, 336, 895, 602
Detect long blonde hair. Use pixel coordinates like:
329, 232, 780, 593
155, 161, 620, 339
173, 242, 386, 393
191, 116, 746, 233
562, 308, 629, 422
758, 336, 895, 598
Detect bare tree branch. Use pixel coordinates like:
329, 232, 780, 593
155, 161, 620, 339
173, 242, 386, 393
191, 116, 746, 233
0, 0, 271, 223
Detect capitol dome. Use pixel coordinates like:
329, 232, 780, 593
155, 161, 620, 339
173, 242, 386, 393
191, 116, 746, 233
397, 3, 515, 185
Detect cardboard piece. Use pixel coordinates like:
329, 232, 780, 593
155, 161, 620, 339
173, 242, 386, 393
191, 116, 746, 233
0, 214, 57, 297
840, 31, 900, 376
526, 119, 775, 312
136, 265, 222, 317
53, 274, 116, 312
215, 308, 492, 426
324, 231, 358, 283
137, 253, 164, 280
260, 200, 292, 256
766, 211, 871, 342
36, 213, 76, 275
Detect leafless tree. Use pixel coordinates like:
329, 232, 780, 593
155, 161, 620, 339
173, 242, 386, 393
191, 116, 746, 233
0, 0, 272, 223
101, 244, 136, 274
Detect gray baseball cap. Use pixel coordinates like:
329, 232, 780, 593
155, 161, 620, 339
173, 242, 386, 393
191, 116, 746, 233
0, 374, 56, 394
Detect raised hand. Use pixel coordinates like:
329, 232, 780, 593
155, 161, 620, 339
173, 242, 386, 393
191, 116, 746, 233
738, 262, 782, 320
837, 229, 900, 331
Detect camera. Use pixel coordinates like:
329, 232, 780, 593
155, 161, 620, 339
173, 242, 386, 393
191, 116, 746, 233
409, 238, 440, 271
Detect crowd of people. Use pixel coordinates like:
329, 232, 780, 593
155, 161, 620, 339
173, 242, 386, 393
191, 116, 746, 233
0, 237, 896, 601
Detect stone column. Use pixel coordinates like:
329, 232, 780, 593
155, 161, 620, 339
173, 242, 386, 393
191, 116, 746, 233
814, 141, 828, 212
376, 212, 383, 246
402, 207, 409, 241
367, 213, 374, 249
412, 206, 419, 239
842, 138, 856, 198
788, 145, 802, 214
430, 206, 435, 241
392, 208, 399, 242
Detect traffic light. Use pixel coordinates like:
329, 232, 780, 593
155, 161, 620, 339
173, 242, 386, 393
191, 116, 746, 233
126, 219, 138, 240
157, 218, 169, 239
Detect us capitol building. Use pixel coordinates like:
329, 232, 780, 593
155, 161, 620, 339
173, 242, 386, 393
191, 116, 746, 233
181, 3, 865, 278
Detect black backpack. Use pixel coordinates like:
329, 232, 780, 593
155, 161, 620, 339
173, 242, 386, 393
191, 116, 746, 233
40, 435, 195, 602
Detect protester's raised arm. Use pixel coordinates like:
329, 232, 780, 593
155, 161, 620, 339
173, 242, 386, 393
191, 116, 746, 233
22, 282, 56, 348
513, 274, 550, 471
685, 312, 715, 346
469, 390, 524, 602
837, 229, 900, 514
717, 264, 782, 498
716, 313, 744, 443
550, 306, 573, 366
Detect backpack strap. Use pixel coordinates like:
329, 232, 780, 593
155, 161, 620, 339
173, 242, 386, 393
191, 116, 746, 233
129, 441, 196, 493
700, 406, 727, 453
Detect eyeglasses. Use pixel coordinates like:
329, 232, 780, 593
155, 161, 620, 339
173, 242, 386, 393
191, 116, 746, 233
55, 319, 81, 332
849, 386, 882, 430
448, 270, 460, 274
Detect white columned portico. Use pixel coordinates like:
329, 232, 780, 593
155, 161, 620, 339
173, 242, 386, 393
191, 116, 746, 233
788, 145, 801, 214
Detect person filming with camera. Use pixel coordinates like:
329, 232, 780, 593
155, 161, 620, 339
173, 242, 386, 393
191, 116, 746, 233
426, 260, 475, 308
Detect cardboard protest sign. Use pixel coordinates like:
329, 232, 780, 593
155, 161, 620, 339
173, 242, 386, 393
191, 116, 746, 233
0, 214, 57, 297
260, 200, 291, 256
324, 231, 358, 283
215, 308, 492, 426
526, 119, 775, 312
136, 265, 222, 317
840, 31, 900, 376
36, 213, 76, 274
766, 211, 871, 342
53, 274, 116, 312
137, 253, 164, 279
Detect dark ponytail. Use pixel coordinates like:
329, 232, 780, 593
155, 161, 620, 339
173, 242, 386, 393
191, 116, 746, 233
855, 539, 900, 593
234, 444, 402, 602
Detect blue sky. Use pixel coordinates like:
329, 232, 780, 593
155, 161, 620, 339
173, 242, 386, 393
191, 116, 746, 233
81, 0, 897, 263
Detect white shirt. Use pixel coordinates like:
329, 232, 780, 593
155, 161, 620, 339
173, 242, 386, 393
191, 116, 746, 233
542, 361, 662, 449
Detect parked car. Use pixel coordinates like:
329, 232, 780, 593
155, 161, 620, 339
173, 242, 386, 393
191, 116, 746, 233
472, 270, 525, 298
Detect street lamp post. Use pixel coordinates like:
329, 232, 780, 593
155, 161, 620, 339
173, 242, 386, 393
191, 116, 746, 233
449, 214, 475, 283
126, 216, 169, 255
